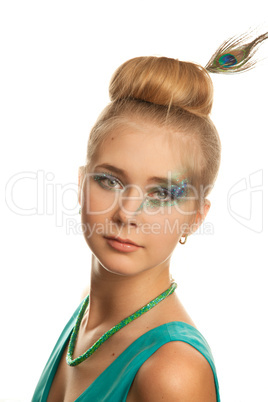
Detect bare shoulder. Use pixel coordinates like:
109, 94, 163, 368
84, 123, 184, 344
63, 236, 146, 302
127, 341, 217, 402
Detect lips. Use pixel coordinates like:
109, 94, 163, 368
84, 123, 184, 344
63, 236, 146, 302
104, 236, 143, 252
105, 236, 141, 246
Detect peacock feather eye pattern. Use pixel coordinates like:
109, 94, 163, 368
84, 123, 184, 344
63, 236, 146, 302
218, 53, 238, 68
205, 29, 268, 74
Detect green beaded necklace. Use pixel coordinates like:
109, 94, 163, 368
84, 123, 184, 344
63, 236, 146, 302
66, 281, 177, 367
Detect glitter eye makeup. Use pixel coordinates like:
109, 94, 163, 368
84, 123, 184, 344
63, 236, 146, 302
143, 179, 189, 209
92, 170, 190, 210
93, 172, 124, 191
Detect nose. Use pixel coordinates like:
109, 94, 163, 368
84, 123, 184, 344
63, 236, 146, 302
112, 184, 144, 225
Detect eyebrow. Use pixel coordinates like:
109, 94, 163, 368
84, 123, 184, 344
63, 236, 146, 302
94, 163, 187, 186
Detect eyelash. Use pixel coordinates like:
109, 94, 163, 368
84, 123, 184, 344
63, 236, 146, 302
93, 172, 189, 207
145, 182, 189, 207
93, 172, 124, 191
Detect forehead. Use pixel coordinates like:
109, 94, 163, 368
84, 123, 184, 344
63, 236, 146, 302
92, 121, 199, 179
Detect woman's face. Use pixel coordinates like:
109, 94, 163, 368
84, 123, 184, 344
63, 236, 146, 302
79, 121, 206, 277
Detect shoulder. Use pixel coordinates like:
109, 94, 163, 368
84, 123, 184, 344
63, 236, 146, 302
128, 341, 217, 402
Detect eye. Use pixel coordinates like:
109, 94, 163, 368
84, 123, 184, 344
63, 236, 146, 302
146, 182, 188, 207
147, 188, 171, 202
93, 173, 124, 191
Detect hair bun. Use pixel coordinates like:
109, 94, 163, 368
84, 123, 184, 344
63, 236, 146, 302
109, 56, 213, 118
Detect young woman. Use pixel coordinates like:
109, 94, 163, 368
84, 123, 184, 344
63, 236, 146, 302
33, 30, 268, 401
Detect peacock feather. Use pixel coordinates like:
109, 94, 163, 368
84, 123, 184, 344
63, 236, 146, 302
205, 29, 268, 74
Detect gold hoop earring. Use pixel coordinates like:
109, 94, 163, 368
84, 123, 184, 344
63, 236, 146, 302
79, 207, 81, 215
179, 235, 188, 245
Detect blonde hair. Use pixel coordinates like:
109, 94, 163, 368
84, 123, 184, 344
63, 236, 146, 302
85, 56, 221, 204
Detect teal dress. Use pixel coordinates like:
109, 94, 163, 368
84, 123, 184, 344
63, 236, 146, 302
32, 299, 221, 401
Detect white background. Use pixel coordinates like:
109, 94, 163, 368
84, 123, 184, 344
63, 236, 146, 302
1, 1, 268, 401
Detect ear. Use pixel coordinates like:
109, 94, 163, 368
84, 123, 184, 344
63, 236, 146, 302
188, 199, 211, 236
78, 166, 85, 206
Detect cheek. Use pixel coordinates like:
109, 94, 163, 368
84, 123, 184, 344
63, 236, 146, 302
141, 201, 196, 251
142, 212, 186, 243
141, 216, 182, 263
143, 200, 195, 230
82, 182, 120, 215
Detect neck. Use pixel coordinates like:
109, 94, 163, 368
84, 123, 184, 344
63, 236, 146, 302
84, 255, 172, 331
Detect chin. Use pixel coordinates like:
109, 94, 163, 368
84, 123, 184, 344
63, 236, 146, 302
96, 252, 145, 276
